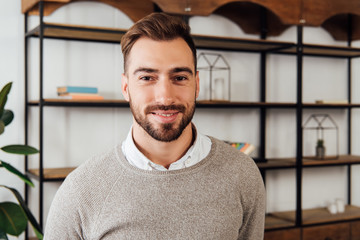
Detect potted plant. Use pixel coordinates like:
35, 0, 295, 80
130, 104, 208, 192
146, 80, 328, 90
0, 82, 43, 239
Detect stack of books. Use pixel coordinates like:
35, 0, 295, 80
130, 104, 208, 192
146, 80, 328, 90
226, 141, 256, 155
57, 86, 104, 100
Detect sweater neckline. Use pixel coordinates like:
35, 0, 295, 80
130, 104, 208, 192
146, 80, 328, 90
115, 136, 218, 176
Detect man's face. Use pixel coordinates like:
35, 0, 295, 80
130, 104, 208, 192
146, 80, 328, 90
122, 37, 199, 142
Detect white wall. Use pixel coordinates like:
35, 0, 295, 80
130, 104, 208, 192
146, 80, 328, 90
1, 1, 360, 239
0, 1, 26, 239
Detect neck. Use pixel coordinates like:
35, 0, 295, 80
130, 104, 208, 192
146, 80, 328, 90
132, 122, 195, 169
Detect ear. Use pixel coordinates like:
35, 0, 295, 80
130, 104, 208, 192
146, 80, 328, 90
195, 71, 200, 99
121, 73, 130, 102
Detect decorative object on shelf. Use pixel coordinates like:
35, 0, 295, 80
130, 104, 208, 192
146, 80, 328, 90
0, 82, 43, 239
326, 198, 345, 214
302, 114, 339, 160
57, 86, 104, 100
224, 141, 256, 156
316, 139, 325, 159
197, 53, 230, 101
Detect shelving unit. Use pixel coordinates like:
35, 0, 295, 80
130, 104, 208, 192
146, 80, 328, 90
22, 0, 360, 239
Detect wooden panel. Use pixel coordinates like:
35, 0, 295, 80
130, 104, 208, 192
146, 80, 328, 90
350, 220, 360, 239
28, 167, 76, 180
322, 14, 360, 41
303, 222, 350, 240
153, 0, 301, 25
302, 0, 360, 26
213, 2, 292, 37
272, 206, 360, 226
22, 0, 153, 22
264, 228, 301, 240
22, 0, 70, 14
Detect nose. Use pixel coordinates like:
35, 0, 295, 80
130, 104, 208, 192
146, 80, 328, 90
154, 78, 175, 105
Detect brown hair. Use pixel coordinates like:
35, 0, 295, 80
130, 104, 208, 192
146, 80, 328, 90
121, 12, 197, 74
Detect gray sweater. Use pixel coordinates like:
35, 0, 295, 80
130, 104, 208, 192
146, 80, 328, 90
44, 137, 265, 239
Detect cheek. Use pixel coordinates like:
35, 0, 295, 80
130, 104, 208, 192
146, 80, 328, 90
129, 86, 153, 104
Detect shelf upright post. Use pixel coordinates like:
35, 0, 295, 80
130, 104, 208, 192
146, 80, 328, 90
259, 6, 267, 171
24, 10, 29, 240
295, 25, 304, 227
38, 0, 45, 229
347, 13, 353, 206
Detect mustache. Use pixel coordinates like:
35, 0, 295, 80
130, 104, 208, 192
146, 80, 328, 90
145, 104, 186, 113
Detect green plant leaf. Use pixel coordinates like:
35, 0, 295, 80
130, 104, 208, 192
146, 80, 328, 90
1, 145, 39, 155
0, 202, 27, 236
0, 161, 34, 187
0, 82, 12, 118
0, 229, 8, 240
0, 186, 43, 239
0, 121, 4, 135
0, 110, 13, 127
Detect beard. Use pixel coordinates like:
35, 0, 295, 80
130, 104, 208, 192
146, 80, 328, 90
129, 98, 196, 142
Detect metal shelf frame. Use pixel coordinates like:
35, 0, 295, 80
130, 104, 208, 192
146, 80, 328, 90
23, 3, 360, 235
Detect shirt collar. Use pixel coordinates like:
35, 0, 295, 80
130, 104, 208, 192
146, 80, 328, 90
121, 124, 211, 171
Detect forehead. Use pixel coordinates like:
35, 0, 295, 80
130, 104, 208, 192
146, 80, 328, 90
127, 37, 194, 73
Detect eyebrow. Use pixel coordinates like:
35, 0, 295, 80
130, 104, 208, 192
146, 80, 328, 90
133, 67, 159, 75
170, 67, 194, 75
133, 67, 194, 76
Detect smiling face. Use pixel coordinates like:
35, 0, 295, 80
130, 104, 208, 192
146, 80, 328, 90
122, 37, 199, 142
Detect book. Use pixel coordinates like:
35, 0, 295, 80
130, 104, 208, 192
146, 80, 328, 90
58, 92, 101, 97
226, 141, 256, 155
57, 86, 98, 94
58, 94, 104, 100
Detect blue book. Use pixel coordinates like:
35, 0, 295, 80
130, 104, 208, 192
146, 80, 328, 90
57, 86, 98, 94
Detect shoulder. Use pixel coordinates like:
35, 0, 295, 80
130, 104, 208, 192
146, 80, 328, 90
45, 146, 124, 237
52, 145, 125, 216
209, 137, 259, 172
208, 136, 265, 195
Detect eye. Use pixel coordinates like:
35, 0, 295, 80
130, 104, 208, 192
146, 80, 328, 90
174, 76, 188, 81
139, 76, 153, 81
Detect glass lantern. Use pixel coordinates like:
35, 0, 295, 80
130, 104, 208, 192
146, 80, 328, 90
197, 53, 231, 101
302, 114, 339, 160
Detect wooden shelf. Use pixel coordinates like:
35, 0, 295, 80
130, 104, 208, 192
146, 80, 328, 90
28, 99, 297, 108
29, 99, 130, 108
26, 22, 296, 51
197, 100, 296, 108
192, 34, 295, 52
271, 205, 360, 226
265, 214, 295, 230
280, 44, 360, 58
303, 102, 360, 108
303, 155, 360, 167
257, 158, 297, 170
257, 155, 360, 169
28, 167, 75, 181
26, 23, 360, 58
26, 22, 127, 43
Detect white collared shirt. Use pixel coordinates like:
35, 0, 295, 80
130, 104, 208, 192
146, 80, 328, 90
121, 125, 212, 171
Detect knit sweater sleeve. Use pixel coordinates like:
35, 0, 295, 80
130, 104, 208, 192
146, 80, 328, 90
209, 138, 265, 239
44, 149, 120, 240
237, 154, 266, 239
43, 172, 85, 240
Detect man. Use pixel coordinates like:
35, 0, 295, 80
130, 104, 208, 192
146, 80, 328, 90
44, 13, 265, 239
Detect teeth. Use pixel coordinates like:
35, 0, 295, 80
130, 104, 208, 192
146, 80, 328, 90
156, 113, 174, 117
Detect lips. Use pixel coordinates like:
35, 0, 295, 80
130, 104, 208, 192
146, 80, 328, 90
150, 110, 179, 123
146, 105, 185, 124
